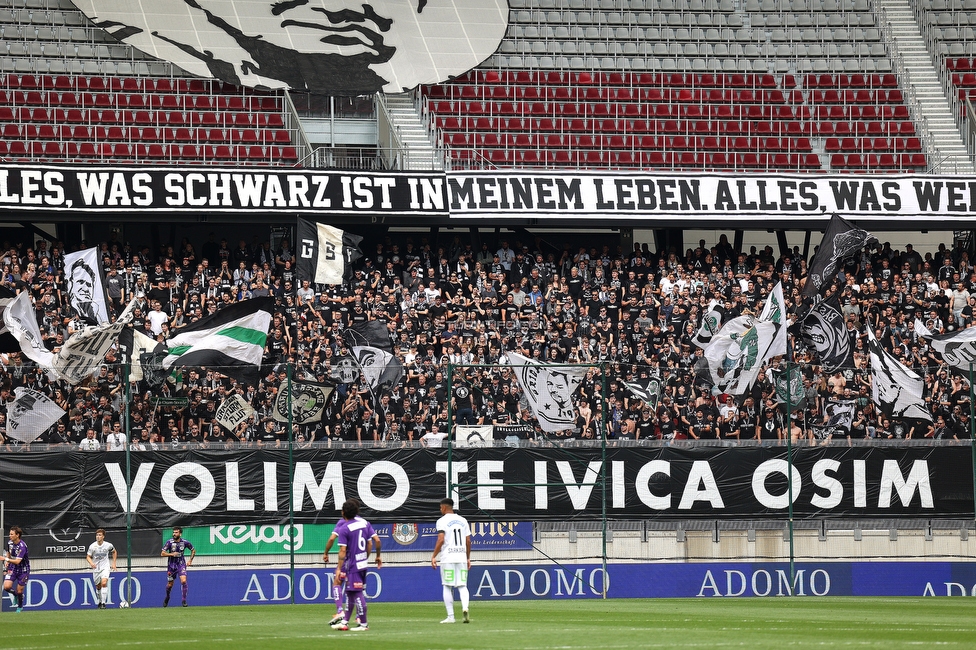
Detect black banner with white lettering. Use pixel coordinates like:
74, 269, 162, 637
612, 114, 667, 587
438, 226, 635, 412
5, 165, 976, 222
0, 446, 971, 530
0, 165, 447, 216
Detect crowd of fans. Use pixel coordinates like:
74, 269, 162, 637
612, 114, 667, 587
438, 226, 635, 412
0, 229, 972, 452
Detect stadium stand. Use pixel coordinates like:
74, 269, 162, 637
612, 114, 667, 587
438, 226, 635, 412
0, 230, 973, 449
0, 0, 300, 165
0, 0, 940, 171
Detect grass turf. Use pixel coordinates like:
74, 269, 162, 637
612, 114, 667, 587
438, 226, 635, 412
5, 598, 975, 649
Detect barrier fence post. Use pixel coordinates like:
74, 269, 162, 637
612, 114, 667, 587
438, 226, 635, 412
969, 361, 976, 521
287, 362, 295, 604
601, 363, 608, 599
124, 361, 133, 604
785, 360, 795, 593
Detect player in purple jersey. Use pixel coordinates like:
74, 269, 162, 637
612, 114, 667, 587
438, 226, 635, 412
331, 499, 382, 632
323, 516, 350, 626
161, 526, 195, 607
3, 526, 29, 613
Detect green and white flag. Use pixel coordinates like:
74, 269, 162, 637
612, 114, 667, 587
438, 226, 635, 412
759, 281, 789, 359
158, 297, 273, 385
703, 316, 777, 396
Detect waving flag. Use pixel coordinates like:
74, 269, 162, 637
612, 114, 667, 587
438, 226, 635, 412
155, 297, 274, 385
296, 219, 363, 285
803, 214, 877, 298
623, 377, 662, 411
703, 316, 778, 395
0, 286, 20, 352
507, 352, 587, 432
691, 299, 723, 349
799, 294, 854, 374
914, 318, 976, 373
867, 326, 932, 422
352, 345, 404, 392
3, 290, 56, 369
273, 379, 335, 424
6, 387, 66, 444
759, 281, 789, 358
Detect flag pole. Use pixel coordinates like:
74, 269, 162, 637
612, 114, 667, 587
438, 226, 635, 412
447, 361, 454, 502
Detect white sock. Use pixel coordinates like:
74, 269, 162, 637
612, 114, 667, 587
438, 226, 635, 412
101, 587, 109, 604
94, 585, 101, 604
458, 586, 470, 612
442, 585, 455, 618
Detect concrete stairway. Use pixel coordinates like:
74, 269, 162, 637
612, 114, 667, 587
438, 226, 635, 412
875, 0, 975, 173
379, 93, 443, 171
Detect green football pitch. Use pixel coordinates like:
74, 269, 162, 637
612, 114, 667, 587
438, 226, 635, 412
7, 599, 975, 649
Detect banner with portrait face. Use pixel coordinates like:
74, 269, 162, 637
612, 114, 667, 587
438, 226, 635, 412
63, 247, 110, 325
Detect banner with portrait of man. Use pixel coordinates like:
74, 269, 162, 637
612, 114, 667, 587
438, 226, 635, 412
63, 247, 110, 325
507, 352, 587, 433
6, 387, 66, 443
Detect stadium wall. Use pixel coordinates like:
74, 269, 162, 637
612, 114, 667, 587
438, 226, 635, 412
7, 559, 976, 610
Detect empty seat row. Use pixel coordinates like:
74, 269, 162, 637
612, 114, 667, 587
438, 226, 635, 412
0, 106, 284, 127
453, 69, 784, 88
0, 123, 291, 144
824, 136, 924, 152
830, 153, 927, 169
455, 148, 824, 170
430, 84, 801, 104
448, 131, 815, 152
0, 89, 280, 111
0, 73, 259, 96
432, 100, 809, 120
0, 140, 298, 163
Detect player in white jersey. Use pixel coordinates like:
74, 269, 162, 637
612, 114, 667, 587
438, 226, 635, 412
86, 529, 117, 609
431, 498, 472, 624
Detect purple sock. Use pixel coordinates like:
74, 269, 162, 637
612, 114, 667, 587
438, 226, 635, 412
353, 591, 367, 625
166, 584, 172, 598
332, 584, 343, 614
16, 591, 24, 608
181, 581, 188, 602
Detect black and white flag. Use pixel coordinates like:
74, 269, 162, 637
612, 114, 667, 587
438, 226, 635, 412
7, 387, 66, 443
803, 214, 877, 298
352, 345, 404, 392
623, 377, 662, 411
330, 354, 361, 384
799, 294, 854, 374
345, 319, 393, 352
296, 218, 363, 285
824, 398, 857, 434
691, 299, 723, 349
118, 327, 163, 383
759, 281, 788, 358
914, 319, 976, 373
64, 247, 111, 325
867, 326, 932, 422
3, 290, 57, 370
215, 394, 256, 431
53, 298, 139, 384
507, 352, 587, 432
773, 365, 806, 412
273, 379, 334, 424
0, 286, 20, 352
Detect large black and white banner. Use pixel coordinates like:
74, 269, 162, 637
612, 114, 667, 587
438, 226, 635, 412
295, 218, 363, 286
3, 446, 969, 529
799, 294, 855, 374
63, 247, 110, 325
0, 166, 448, 216
446, 172, 976, 221
6, 166, 976, 221
6, 387, 66, 443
